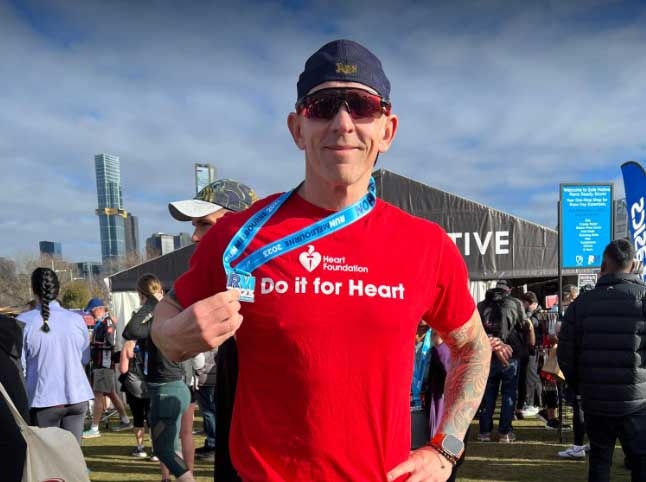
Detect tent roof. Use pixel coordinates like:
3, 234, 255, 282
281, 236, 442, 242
109, 244, 195, 292
373, 169, 559, 280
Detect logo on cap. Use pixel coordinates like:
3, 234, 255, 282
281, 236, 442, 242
335, 63, 358, 75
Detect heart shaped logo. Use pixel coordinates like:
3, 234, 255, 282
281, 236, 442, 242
299, 245, 321, 272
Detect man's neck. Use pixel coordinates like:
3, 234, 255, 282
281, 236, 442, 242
298, 178, 370, 211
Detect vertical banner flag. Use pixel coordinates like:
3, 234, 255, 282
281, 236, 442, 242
560, 183, 613, 269
621, 161, 646, 263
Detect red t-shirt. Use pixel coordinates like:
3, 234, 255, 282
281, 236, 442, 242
174, 193, 475, 482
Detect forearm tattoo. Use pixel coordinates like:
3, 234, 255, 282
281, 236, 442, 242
438, 316, 491, 439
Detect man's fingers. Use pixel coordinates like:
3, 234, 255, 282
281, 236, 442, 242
210, 314, 243, 347
386, 459, 413, 481
224, 287, 241, 302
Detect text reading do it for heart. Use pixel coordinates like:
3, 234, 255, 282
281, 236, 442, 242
260, 276, 405, 299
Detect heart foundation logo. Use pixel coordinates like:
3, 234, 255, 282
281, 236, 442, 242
299, 245, 321, 272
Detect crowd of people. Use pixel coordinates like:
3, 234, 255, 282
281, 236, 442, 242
0, 38, 645, 482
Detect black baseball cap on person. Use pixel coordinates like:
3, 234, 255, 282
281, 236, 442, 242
297, 39, 391, 102
495, 280, 511, 292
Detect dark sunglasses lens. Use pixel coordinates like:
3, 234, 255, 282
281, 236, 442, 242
301, 90, 386, 119
308, 95, 342, 119
345, 91, 382, 118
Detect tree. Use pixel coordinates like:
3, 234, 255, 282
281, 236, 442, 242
60, 281, 91, 309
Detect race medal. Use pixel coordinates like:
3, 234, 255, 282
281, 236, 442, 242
226, 271, 256, 303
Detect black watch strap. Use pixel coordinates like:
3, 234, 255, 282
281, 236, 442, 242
427, 442, 459, 466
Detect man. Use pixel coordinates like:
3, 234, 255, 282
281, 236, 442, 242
519, 291, 541, 418
152, 39, 491, 482
169, 179, 258, 244
82, 298, 132, 438
169, 179, 257, 472
558, 239, 646, 482
477, 280, 528, 443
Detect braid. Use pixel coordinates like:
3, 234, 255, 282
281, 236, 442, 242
31, 267, 60, 333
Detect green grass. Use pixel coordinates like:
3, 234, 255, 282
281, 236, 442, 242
459, 422, 631, 482
82, 414, 632, 481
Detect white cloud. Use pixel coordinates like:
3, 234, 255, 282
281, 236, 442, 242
1, 0, 644, 263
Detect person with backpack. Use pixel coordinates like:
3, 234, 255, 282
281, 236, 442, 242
82, 298, 132, 438
119, 339, 150, 458
477, 280, 527, 442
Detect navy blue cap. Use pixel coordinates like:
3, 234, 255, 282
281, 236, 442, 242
297, 39, 391, 102
85, 298, 104, 312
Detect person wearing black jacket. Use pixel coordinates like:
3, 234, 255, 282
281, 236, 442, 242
0, 313, 28, 482
477, 280, 527, 443
123, 274, 194, 482
558, 239, 646, 482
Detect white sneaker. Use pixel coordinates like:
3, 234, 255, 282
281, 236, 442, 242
82, 427, 101, 439
558, 445, 586, 459
131, 446, 148, 458
520, 405, 540, 417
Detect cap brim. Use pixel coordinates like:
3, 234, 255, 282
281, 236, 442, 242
168, 199, 224, 221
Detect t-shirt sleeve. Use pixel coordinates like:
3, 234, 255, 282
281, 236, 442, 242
174, 228, 227, 309
423, 231, 475, 333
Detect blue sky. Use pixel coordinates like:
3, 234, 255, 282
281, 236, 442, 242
1, 0, 645, 264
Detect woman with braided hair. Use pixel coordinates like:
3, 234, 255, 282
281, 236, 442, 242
18, 267, 94, 443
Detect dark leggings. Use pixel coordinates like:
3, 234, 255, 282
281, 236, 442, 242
572, 392, 585, 446
148, 380, 191, 478
30, 401, 88, 444
125, 392, 150, 428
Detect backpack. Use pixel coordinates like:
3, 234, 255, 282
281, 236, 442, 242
480, 294, 529, 361
479, 297, 508, 340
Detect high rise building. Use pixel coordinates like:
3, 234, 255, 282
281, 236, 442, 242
124, 214, 140, 258
614, 198, 629, 240
146, 233, 176, 259
94, 153, 128, 265
39, 241, 62, 259
195, 163, 216, 194
76, 261, 102, 282
174, 232, 192, 250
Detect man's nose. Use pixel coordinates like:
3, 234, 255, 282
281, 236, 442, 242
330, 103, 354, 132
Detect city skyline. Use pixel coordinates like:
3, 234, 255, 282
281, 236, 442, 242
2, 1, 646, 262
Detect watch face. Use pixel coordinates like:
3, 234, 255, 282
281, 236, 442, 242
442, 435, 464, 455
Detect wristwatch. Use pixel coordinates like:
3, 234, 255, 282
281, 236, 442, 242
428, 433, 464, 466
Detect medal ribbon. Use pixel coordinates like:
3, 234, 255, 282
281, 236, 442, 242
223, 177, 377, 277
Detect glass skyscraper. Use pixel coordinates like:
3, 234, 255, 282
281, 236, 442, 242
195, 163, 216, 194
95, 153, 127, 264
39, 241, 62, 259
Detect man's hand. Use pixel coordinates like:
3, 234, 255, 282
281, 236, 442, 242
151, 289, 243, 362
489, 336, 512, 366
386, 446, 452, 482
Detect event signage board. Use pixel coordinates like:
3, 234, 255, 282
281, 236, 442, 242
560, 184, 613, 270
577, 273, 598, 289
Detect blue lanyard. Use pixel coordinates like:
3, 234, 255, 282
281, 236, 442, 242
223, 177, 377, 302
411, 329, 432, 409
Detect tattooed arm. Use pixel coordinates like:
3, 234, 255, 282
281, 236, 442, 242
436, 308, 491, 439
387, 309, 490, 482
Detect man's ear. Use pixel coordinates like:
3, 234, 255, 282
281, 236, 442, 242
287, 112, 306, 150
378, 114, 398, 153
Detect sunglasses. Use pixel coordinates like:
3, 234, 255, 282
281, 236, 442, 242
296, 88, 391, 120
